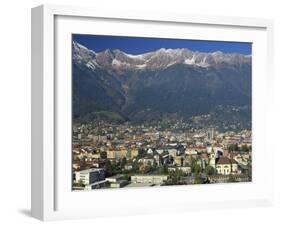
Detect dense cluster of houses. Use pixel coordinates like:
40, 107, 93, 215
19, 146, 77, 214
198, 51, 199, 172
72, 122, 252, 190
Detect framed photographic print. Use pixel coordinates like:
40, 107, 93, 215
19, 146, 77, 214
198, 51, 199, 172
31, 4, 274, 221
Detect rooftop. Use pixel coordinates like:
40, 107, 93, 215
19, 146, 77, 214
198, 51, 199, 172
76, 168, 104, 174
216, 157, 237, 165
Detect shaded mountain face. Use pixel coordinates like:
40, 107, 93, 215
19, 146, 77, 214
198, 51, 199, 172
72, 41, 251, 126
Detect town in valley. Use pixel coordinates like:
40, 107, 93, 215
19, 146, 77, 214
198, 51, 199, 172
72, 118, 252, 190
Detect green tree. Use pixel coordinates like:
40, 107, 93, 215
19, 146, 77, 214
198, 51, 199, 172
229, 144, 239, 152
163, 165, 168, 175
168, 169, 184, 185
193, 164, 202, 175
121, 157, 127, 168
194, 176, 204, 184
100, 151, 107, 159
190, 156, 199, 174
240, 145, 249, 153
105, 160, 113, 176
204, 165, 215, 176
73, 179, 85, 188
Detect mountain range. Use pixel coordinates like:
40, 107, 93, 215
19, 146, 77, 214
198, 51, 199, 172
72, 41, 252, 127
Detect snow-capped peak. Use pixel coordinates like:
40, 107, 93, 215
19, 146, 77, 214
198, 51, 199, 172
73, 41, 251, 72
73, 41, 96, 55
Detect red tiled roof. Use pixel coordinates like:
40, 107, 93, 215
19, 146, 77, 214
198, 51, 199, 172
200, 153, 208, 158
216, 157, 232, 165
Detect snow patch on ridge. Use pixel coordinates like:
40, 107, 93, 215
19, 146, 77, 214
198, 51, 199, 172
73, 41, 251, 72
184, 58, 195, 65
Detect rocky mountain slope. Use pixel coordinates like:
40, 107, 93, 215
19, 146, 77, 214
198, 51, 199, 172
72, 41, 252, 127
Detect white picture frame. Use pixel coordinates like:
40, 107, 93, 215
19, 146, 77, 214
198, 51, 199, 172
31, 4, 274, 221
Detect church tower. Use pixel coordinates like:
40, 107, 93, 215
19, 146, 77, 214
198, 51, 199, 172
210, 147, 216, 168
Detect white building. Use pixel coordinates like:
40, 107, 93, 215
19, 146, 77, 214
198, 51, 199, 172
131, 175, 168, 184
75, 168, 105, 185
215, 157, 238, 175
209, 147, 239, 175
168, 166, 191, 174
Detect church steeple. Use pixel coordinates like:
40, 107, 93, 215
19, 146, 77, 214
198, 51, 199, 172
210, 147, 216, 168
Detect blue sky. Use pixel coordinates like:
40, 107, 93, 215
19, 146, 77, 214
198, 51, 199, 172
73, 34, 252, 55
